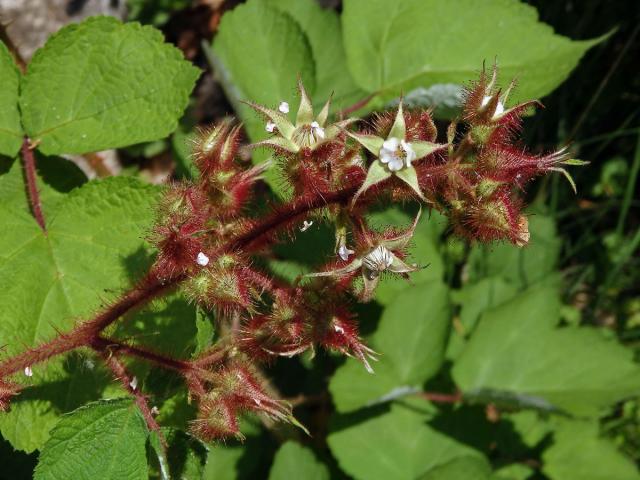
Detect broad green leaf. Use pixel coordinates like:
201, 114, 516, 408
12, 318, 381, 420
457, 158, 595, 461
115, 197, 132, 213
210, 1, 314, 153
418, 455, 492, 480
34, 399, 149, 480
342, 0, 606, 104
0, 162, 162, 452
0, 41, 22, 156
265, 0, 364, 108
467, 214, 561, 289
268, 441, 329, 480
330, 280, 450, 412
20, 16, 199, 155
452, 286, 640, 416
455, 276, 519, 333
328, 401, 481, 480
370, 207, 446, 304
542, 420, 640, 480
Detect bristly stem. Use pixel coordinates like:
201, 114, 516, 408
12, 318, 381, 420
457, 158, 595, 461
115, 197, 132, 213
97, 348, 167, 448
20, 138, 46, 232
92, 336, 192, 373
0, 184, 358, 381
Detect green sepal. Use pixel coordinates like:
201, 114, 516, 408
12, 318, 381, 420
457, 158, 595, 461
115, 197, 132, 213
395, 166, 425, 200
411, 141, 447, 160
388, 102, 406, 140
296, 78, 314, 125
383, 209, 422, 251
562, 158, 590, 166
252, 136, 300, 154
347, 131, 385, 156
317, 95, 332, 126
245, 101, 295, 139
351, 160, 392, 205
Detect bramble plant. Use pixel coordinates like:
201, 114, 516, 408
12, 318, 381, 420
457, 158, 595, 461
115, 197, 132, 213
1, 2, 638, 479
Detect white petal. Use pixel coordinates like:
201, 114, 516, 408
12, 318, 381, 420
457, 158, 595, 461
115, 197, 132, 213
129, 376, 138, 390
310, 121, 320, 128
334, 324, 345, 334
382, 137, 400, 151
278, 101, 290, 113
300, 220, 313, 232
481, 95, 504, 119
401, 140, 416, 166
265, 121, 276, 133
387, 157, 404, 171
24, 366, 33, 377
196, 252, 210, 266
338, 244, 355, 261
313, 126, 325, 139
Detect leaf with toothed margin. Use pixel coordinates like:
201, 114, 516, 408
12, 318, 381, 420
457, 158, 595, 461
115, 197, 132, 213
33, 398, 149, 480
0, 161, 163, 452
329, 281, 450, 412
19, 16, 199, 155
0, 41, 23, 157
342, 0, 609, 106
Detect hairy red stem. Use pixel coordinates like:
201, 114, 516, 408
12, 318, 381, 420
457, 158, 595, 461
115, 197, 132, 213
20, 138, 46, 232
97, 349, 167, 448
0, 185, 357, 380
420, 391, 463, 404
92, 336, 192, 373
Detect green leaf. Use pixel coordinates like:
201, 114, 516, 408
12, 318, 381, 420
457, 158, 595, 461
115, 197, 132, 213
328, 401, 481, 480
210, 1, 314, 158
342, 0, 605, 104
266, 0, 364, 108
0, 162, 162, 452
452, 285, 640, 416
0, 41, 22, 156
268, 441, 329, 480
330, 280, 450, 412
20, 16, 199, 155
418, 455, 492, 480
467, 214, 561, 289
34, 398, 149, 480
542, 420, 640, 480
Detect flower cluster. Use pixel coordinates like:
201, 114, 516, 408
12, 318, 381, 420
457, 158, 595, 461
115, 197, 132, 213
142, 65, 582, 441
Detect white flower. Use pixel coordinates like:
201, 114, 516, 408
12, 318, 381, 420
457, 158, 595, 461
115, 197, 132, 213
129, 376, 138, 391
310, 121, 325, 140
196, 252, 210, 266
362, 245, 394, 276
300, 220, 313, 232
265, 121, 276, 133
379, 137, 415, 172
338, 244, 355, 261
278, 101, 290, 113
151, 406, 160, 416
24, 366, 33, 377
481, 95, 504, 119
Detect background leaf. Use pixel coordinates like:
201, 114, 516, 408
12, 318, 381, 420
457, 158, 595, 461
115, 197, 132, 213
34, 398, 149, 480
542, 420, 640, 480
19, 16, 199, 155
330, 280, 450, 412
328, 401, 483, 480
268, 441, 329, 480
0, 41, 22, 157
341, 0, 606, 105
452, 285, 640, 415
0, 162, 161, 452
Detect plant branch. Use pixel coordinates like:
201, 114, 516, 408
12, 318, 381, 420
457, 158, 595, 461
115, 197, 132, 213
0, 184, 358, 381
20, 138, 46, 232
419, 390, 463, 404
92, 336, 192, 373
96, 348, 167, 448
